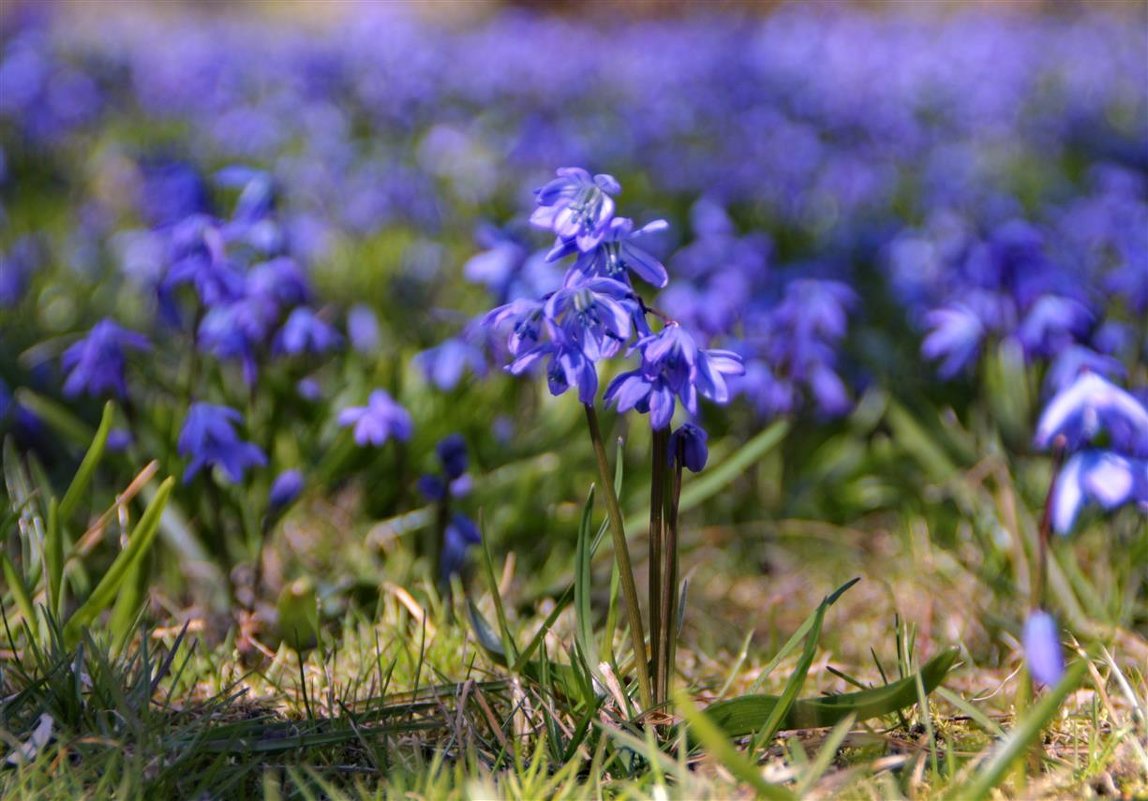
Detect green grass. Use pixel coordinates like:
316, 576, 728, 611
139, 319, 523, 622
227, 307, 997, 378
3, 506, 1145, 800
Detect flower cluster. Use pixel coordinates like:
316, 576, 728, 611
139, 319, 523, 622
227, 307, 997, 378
480, 168, 744, 439
418, 434, 480, 580
1034, 372, 1148, 534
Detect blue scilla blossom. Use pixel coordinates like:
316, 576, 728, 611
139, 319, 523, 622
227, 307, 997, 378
1034, 372, 1148, 457
1016, 295, 1093, 361
1022, 610, 1065, 686
179, 403, 267, 484
558, 218, 670, 288
483, 297, 547, 357
0, 236, 39, 308
61, 319, 151, 399
197, 298, 277, 385
508, 336, 600, 405
347, 304, 381, 354
1044, 346, 1124, 395
921, 304, 985, 378
246, 257, 310, 310
531, 167, 620, 253
138, 158, 210, 229
414, 337, 488, 391
274, 307, 342, 356
442, 512, 481, 580
543, 277, 636, 362
436, 433, 469, 480
162, 215, 245, 309
1051, 450, 1148, 534
463, 223, 559, 304
269, 469, 304, 511
669, 423, 708, 473
604, 324, 745, 430
337, 389, 414, 447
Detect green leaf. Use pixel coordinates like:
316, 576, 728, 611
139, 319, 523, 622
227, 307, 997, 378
948, 659, 1087, 801
705, 647, 960, 735
58, 401, 115, 522
45, 498, 64, 617
1, 552, 38, 630
479, 522, 519, 666
573, 484, 600, 681
62, 476, 174, 645
12, 389, 95, 448
749, 585, 832, 750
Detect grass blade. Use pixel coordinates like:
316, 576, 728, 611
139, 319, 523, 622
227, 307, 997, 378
63, 476, 174, 644
58, 401, 114, 522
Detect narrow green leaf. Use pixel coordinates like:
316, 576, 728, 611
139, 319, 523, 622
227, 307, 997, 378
467, 600, 507, 665
950, 660, 1088, 801
573, 485, 600, 679
1, 552, 38, 629
63, 476, 174, 644
675, 690, 798, 801
749, 577, 860, 694
45, 498, 63, 616
706, 647, 960, 735
479, 525, 519, 666
58, 401, 115, 522
750, 590, 830, 749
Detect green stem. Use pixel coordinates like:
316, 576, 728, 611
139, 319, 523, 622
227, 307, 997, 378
1033, 443, 1065, 611
657, 438, 684, 706
648, 427, 669, 699
584, 403, 653, 712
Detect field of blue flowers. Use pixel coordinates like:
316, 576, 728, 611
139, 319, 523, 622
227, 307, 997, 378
1, 4, 1146, 799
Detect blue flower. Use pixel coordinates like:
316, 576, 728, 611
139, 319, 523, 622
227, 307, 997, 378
1035, 372, 1148, 457
274, 307, 342, 356
61, 319, 150, 399
0, 236, 39, 309
508, 337, 599, 405
1050, 450, 1148, 534
179, 403, 267, 484
414, 337, 488, 390
347, 304, 381, 354
337, 390, 414, 447
604, 324, 744, 430
670, 423, 709, 472
1044, 346, 1124, 395
1016, 295, 1092, 360
441, 512, 481, 580
543, 277, 636, 362
436, 433, 469, 480
921, 304, 985, 378
530, 167, 620, 253
559, 217, 670, 288
1022, 610, 1064, 686
269, 469, 304, 510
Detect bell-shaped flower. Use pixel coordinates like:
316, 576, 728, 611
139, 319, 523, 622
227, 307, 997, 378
530, 167, 619, 253
1035, 372, 1148, 457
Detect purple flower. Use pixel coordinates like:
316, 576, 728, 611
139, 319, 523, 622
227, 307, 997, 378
670, 423, 709, 473
61, 319, 150, 399
508, 337, 599, 405
414, 338, 488, 390
1051, 450, 1148, 534
436, 433, 469, 480
347, 304, 381, 354
274, 307, 342, 356
0, 236, 39, 308
1016, 295, 1092, 360
1045, 346, 1124, 395
560, 217, 670, 288
543, 277, 636, 362
337, 389, 414, 447
441, 512, 481, 580
1022, 610, 1065, 686
1035, 372, 1148, 457
178, 403, 267, 484
922, 304, 985, 378
530, 167, 620, 253
604, 324, 745, 430
246, 257, 310, 310
269, 469, 304, 510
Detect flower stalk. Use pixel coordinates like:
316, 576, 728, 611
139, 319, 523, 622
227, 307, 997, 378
584, 403, 653, 712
